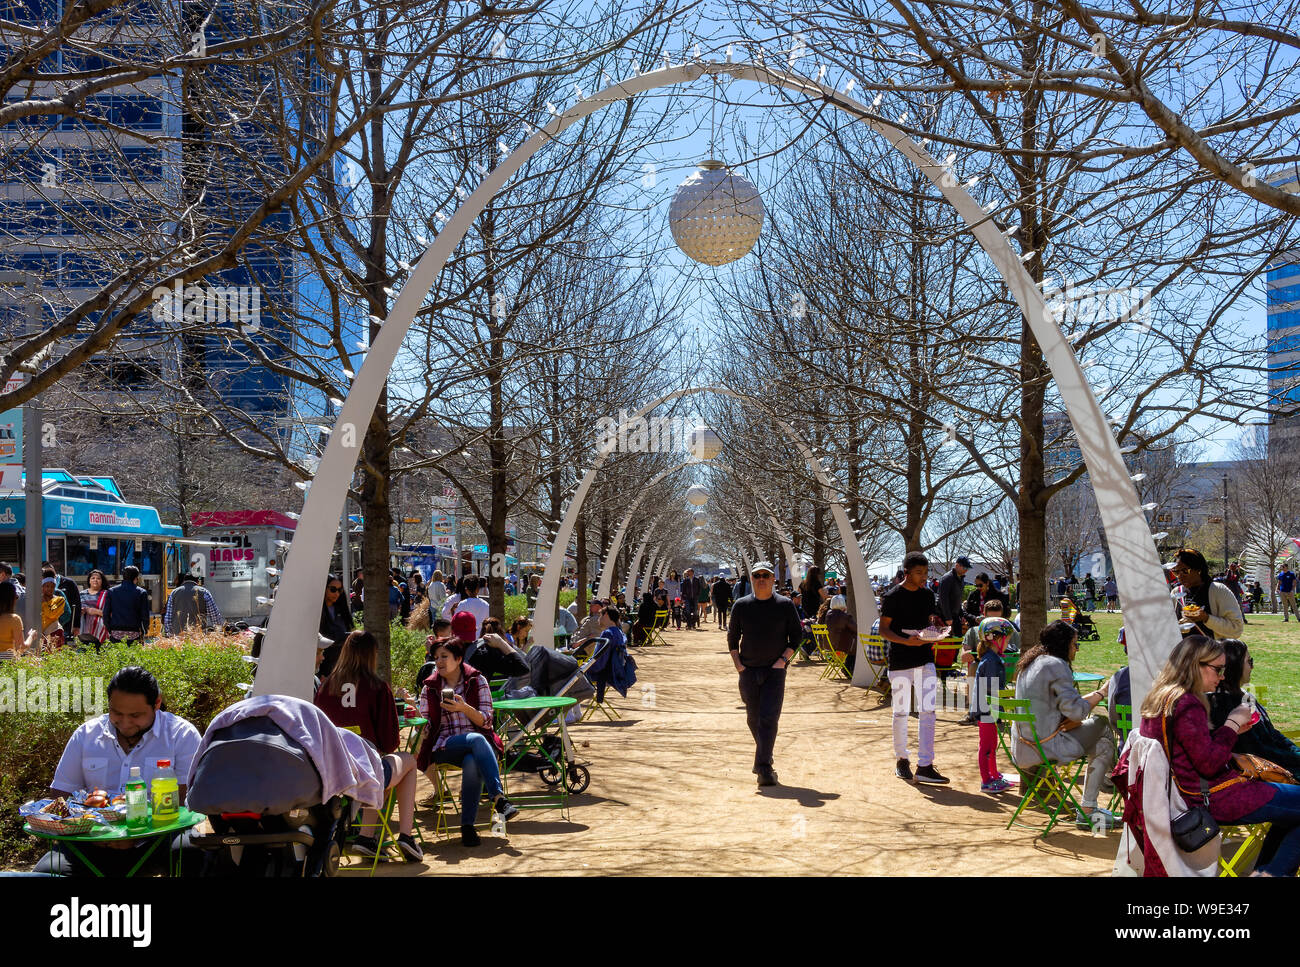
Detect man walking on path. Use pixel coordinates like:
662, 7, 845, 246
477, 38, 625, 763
728, 562, 803, 787
711, 575, 733, 630
937, 556, 970, 639
879, 551, 950, 785
681, 568, 700, 629
1279, 566, 1298, 622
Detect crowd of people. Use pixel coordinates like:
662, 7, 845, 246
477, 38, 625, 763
11, 540, 1300, 877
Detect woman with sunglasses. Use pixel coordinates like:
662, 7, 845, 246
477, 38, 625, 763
1210, 639, 1300, 777
318, 573, 354, 679
1140, 635, 1300, 876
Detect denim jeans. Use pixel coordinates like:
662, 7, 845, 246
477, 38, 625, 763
1234, 781, 1300, 876
439, 733, 504, 826
738, 666, 786, 771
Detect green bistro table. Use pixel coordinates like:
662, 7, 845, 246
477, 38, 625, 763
494, 695, 577, 816
25, 808, 204, 877
398, 715, 428, 754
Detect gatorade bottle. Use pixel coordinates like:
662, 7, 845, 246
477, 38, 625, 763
125, 766, 149, 832
151, 759, 179, 826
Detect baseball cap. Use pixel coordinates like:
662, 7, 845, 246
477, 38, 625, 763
956, 556, 973, 568
450, 611, 477, 641
751, 561, 775, 575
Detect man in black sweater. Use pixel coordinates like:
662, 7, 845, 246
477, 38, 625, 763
727, 562, 804, 787
879, 551, 950, 785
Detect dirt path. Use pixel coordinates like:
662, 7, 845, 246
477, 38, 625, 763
382, 624, 1117, 876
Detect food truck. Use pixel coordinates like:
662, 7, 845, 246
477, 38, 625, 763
0, 469, 184, 614
188, 511, 296, 622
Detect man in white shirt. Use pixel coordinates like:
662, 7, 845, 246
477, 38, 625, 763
37, 666, 202, 875
440, 574, 490, 638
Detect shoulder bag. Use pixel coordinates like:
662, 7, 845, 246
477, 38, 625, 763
1232, 752, 1297, 785
1162, 715, 1220, 853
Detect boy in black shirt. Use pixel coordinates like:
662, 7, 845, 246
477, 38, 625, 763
879, 551, 950, 785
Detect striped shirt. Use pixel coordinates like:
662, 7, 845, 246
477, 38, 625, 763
419, 674, 494, 751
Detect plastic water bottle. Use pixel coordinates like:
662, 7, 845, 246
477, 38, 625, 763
151, 759, 179, 826
125, 766, 149, 832
492, 813, 506, 837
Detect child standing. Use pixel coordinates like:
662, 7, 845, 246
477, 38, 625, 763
975, 617, 1016, 793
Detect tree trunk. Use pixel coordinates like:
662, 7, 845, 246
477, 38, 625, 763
575, 516, 588, 614
360, 399, 393, 682
1014, 3, 1050, 650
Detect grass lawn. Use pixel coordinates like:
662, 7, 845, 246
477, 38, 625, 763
1068, 609, 1300, 731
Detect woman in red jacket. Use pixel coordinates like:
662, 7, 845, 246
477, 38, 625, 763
314, 630, 423, 862
1141, 635, 1300, 876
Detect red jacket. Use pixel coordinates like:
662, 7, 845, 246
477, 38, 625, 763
313, 675, 400, 755
415, 662, 502, 771
1139, 693, 1273, 823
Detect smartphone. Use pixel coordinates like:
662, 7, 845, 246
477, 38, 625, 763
441, 687, 455, 704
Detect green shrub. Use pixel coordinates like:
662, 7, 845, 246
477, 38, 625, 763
0, 638, 248, 869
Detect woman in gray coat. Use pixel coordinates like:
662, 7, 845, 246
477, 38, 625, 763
1011, 619, 1117, 830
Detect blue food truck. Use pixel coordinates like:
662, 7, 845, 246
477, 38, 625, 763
0, 469, 185, 613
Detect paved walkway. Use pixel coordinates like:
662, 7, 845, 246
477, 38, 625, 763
377, 623, 1117, 876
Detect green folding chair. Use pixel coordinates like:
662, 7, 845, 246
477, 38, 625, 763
1106, 703, 1132, 814
999, 698, 1086, 838
430, 763, 498, 841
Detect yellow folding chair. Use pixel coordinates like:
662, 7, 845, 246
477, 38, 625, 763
858, 633, 890, 693
648, 609, 671, 646
429, 762, 501, 841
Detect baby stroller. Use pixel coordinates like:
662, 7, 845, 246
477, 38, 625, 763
186, 717, 350, 877
1068, 610, 1101, 642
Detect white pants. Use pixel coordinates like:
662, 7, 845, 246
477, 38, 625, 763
890, 663, 938, 767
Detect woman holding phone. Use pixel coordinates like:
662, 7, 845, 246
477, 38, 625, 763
415, 638, 518, 846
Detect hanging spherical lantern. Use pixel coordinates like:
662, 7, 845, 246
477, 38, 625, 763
687, 425, 722, 461
692, 511, 708, 525
668, 160, 764, 266
685, 484, 709, 506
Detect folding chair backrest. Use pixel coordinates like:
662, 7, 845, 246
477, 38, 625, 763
652, 610, 669, 630
860, 633, 889, 664
1114, 703, 1133, 742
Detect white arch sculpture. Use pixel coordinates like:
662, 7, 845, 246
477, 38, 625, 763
259, 59, 1177, 712
531, 383, 877, 665
595, 462, 692, 601
598, 460, 799, 602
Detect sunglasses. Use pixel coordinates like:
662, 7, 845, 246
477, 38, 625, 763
326, 586, 342, 593
1201, 661, 1226, 677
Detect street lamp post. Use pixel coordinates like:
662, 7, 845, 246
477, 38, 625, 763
1222, 474, 1229, 571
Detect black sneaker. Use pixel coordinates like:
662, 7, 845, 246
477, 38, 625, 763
958, 714, 979, 726
896, 758, 914, 782
350, 835, 379, 857
397, 833, 424, 862
461, 826, 481, 847
494, 797, 520, 822
915, 764, 950, 785
756, 768, 778, 787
